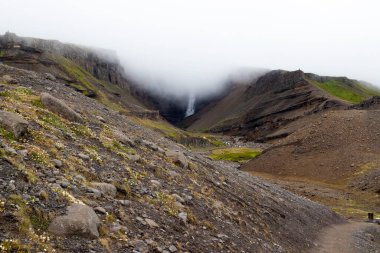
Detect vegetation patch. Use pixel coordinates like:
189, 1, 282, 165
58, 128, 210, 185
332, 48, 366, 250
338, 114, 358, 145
354, 162, 377, 176
0, 127, 16, 141
37, 110, 68, 132
309, 79, 380, 103
99, 126, 135, 157
54, 55, 97, 97
209, 147, 261, 162
54, 55, 129, 113
28, 146, 51, 166
0, 239, 31, 253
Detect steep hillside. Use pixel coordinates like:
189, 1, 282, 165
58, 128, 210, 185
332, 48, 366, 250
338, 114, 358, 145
183, 70, 380, 141
0, 60, 345, 252
0, 32, 157, 118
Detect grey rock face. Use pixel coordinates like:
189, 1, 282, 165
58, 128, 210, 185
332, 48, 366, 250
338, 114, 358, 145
40, 92, 82, 122
48, 204, 100, 238
0, 110, 28, 138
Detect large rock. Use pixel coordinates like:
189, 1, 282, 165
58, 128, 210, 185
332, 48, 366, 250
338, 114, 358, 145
0, 110, 28, 138
165, 150, 189, 169
1, 75, 18, 84
90, 182, 117, 197
112, 129, 135, 147
40, 92, 82, 122
48, 204, 100, 238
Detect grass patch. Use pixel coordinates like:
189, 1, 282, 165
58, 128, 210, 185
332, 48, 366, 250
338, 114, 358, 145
31, 98, 44, 108
15, 87, 33, 95
54, 55, 127, 112
209, 147, 261, 162
37, 110, 68, 131
309, 79, 380, 103
54, 55, 96, 97
0, 127, 16, 141
354, 162, 377, 176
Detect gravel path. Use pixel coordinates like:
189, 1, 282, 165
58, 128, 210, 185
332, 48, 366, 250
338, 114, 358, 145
309, 221, 380, 253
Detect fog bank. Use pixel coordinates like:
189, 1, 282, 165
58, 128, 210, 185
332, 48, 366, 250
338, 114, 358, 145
1, 0, 379, 96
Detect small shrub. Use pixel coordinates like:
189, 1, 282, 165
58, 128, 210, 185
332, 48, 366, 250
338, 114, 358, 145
29, 208, 50, 232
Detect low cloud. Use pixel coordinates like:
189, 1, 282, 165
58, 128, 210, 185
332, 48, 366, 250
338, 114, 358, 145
1, 0, 379, 97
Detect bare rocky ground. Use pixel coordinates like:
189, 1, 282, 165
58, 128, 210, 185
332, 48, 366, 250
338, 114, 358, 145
0, 63, 348, 252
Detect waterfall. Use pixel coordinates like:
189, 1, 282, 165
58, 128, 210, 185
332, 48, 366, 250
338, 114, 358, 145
185, 93, 196, 117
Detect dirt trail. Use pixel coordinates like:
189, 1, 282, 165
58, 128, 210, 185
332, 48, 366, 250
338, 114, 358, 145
309, 221, 380, 253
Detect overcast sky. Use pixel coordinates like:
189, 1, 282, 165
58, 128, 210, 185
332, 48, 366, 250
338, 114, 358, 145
1, 0, 379, 95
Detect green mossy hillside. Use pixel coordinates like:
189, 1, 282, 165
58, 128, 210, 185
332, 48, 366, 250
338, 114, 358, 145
309, 78, 380, 103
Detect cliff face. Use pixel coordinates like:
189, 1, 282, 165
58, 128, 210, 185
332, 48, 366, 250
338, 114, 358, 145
0, 32, 124, 86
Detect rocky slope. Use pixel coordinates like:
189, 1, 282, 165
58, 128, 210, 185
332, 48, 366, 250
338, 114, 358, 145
241, 107, 380, 218
182, 70, 380, 141
0, 44, 346, 251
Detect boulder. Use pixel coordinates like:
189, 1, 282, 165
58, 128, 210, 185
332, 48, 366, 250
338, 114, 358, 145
165, 150, 189, 169
40, 92, 82, 122
48, 204, 100, 238
44, 73, 56, 81
2, 75, 18, 84
0, 110, 28, 138
112, 129, 135, 147
90, 182, 117, 197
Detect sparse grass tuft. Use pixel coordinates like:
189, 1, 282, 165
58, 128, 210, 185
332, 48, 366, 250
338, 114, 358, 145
29, 208, 50, 232
37, 110, 67, 131
155, 191, 180, 216
31, 98, 44, 108
100, 126, 136, 157
0, 239, 31, 253
0, 127, 16, 141
15, 87, 33, 95
209, 147, 261, 162
28, 146, 50, 166
8, 194, 31, 235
